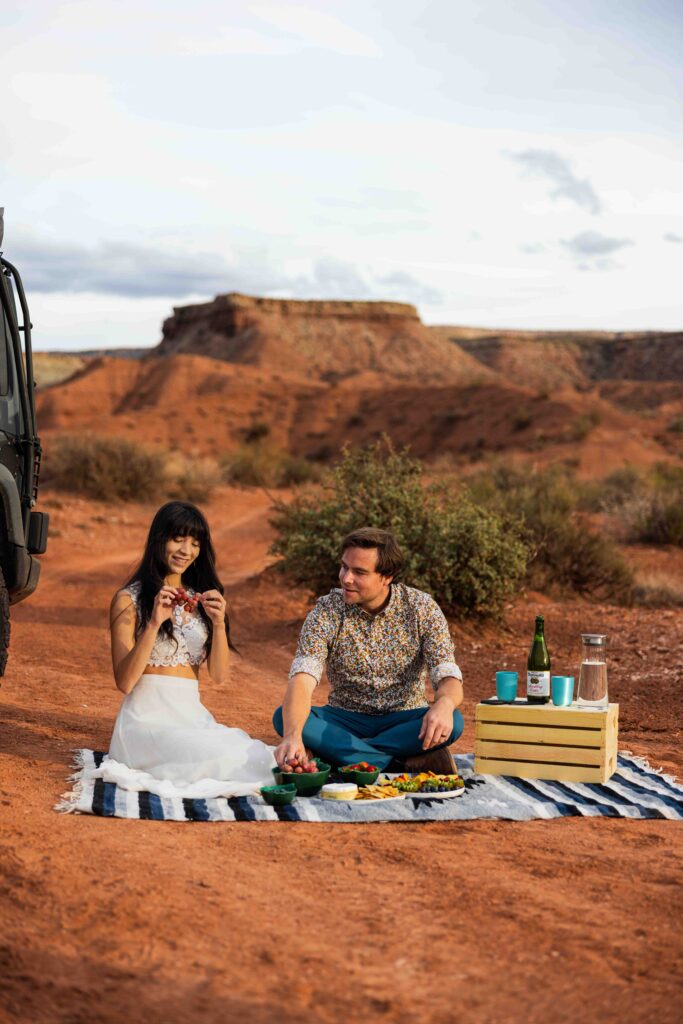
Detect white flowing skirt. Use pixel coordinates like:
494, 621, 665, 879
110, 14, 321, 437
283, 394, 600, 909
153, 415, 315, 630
94, 673, 276, 799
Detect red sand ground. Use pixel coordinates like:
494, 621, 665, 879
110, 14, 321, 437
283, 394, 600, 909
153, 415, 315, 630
1, 487, 682, 1024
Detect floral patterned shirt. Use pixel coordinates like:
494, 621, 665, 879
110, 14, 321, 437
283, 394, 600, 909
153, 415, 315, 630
289, 583, 462, 714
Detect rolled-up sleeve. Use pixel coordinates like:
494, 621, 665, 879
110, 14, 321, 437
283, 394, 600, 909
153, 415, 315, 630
289, 595, 340, 685
419, 595, 462, 688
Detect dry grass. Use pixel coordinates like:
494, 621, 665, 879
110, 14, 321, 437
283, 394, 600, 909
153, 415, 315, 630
32, 353, 89, 389
632, 570, 683, 607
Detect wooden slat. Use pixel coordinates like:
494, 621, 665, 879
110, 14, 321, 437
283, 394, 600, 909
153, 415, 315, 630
474, 757, 608, 784
476, 741, 604, 766
476, 722, 604, 747
475, 703, 612, 729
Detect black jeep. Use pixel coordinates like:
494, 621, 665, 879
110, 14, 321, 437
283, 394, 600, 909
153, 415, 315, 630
0, 208, 49, 674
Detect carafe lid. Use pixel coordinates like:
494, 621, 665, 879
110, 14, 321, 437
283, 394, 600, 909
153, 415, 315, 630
581, 633, 607, 645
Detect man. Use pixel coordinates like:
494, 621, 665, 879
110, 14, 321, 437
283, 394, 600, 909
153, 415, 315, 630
272, 527, 464, 774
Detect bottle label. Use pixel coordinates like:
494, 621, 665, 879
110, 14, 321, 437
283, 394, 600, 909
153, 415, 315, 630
527, 671, 550, 697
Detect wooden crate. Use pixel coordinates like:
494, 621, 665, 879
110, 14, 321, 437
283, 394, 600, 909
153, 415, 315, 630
474, 702, 619, 783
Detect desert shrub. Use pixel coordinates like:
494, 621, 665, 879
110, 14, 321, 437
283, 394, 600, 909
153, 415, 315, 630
43, 435, 166, 502
569, 409, 601, 442
270, 439, 528, 617
606, 464, 683, 546
43, 436, 222, 502
652, 462, 683, 489
632, 571, 683, 608
622, 492, 683, 546
223, 444, 319, 488
666, 418, 683, 433
164, 452, 221, 503
512, 413, 532, 432
466, 464, 633, 600
576, 465, 644, 513
243, 421, 270, 444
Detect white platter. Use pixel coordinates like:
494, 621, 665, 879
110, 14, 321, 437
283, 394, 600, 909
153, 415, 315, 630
409, 787, 465, 800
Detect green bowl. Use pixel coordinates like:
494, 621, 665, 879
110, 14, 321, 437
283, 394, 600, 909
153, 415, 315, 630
272, 760, 331, 796
260, 784, 297, 806
338, 766, 381, 786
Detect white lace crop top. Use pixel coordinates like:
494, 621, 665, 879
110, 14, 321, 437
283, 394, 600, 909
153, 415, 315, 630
124, 582, 209, 667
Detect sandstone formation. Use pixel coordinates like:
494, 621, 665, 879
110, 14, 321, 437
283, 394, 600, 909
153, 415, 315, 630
34, 293, 682, 476
156, 292, 492, 385
437, 328, 683, 388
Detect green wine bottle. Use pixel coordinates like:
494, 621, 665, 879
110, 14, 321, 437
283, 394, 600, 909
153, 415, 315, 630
527, 615, 550, 704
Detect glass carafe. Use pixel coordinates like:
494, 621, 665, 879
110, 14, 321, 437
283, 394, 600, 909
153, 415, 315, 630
577, 633, 608, 707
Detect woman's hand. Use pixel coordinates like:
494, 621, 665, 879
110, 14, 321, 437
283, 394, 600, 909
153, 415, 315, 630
200, 589, 227, 625
150, 585, 178, 628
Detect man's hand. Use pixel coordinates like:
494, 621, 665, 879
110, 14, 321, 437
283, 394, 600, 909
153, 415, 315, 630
418, 695, 456, 750
275, 733, 308, 768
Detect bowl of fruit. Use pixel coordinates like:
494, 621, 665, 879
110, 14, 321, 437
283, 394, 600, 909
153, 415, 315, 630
260, 783, 297, 806
338, 761, 381, 786
272, 755, 331, 795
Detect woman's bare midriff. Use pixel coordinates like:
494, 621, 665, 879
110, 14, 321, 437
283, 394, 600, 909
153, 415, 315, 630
143, 664, 199, 680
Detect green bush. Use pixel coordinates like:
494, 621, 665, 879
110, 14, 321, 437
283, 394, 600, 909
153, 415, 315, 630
270, 439, 528, 617
43, 435, 166, 502
223, 443, 320, 488
466, 464, 633, 599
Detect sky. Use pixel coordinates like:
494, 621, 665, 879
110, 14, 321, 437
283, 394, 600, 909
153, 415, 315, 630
2, 0, 682, 350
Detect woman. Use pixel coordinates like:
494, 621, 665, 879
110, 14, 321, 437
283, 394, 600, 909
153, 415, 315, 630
94, 500, 275, 799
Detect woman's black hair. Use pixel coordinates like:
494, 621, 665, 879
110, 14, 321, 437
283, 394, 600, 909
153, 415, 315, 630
123, 501, 236, 655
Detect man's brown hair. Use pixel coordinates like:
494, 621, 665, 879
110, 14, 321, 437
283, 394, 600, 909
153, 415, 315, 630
340, 527, 404, 580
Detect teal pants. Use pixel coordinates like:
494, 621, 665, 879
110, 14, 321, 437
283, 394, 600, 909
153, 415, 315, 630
272, 704, 464, 771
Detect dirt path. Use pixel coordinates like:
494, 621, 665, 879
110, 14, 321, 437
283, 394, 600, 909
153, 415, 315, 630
1, 488, 682, 1024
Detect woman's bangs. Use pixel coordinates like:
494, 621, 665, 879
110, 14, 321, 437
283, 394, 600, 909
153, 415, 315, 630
163, 505, 209, 546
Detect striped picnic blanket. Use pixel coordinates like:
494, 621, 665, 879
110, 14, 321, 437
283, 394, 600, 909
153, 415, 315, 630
55, 751, 683, 823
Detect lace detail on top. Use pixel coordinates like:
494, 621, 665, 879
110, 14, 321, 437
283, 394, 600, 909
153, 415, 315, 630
124, 582, 209, 667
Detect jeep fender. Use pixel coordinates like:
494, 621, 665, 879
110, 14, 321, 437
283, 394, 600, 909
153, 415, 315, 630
0, 463, 25, 545
0, 463, 39, 600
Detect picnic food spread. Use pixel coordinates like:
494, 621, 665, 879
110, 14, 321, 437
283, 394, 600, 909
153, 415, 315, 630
388, 772, 465, 793
356, 783, 402, 800
321, 783, 359, 800
262, 768, 466, 801
339, 761, 378, 773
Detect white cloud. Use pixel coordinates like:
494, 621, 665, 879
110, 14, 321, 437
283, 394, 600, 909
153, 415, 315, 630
509, 149, 603, 215
559, 231, 634, 271
12, 232, 441, 308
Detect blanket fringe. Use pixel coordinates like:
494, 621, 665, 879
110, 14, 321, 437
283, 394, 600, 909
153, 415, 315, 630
620, 750, 680, 788
53, 748, 94, 813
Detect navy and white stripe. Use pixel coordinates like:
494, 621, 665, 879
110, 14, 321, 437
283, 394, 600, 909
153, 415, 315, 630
55, 751, 683, 823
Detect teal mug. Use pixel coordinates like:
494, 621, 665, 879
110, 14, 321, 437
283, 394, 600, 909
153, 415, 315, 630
495, 670, 518, 703
551, 675, 575, 706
